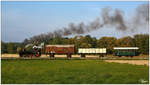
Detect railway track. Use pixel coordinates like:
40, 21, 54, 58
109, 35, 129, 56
1, 56, 149, 60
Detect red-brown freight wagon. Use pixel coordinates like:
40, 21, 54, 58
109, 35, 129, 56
45, 45, 75, 59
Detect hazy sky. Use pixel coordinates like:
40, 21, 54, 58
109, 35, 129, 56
2, 1, 149, 42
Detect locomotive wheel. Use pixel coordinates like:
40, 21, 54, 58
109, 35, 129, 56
23, 54, 27, 57
35, 53, 40, 57
26, 55, 29, 57
19, 54, 23, 57
22, 54, 28, 58
35, 52, 40, 57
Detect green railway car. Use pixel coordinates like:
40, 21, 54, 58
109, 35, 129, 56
114, 47, 139, 57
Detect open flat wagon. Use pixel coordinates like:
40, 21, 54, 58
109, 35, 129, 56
78, 48, 107, 58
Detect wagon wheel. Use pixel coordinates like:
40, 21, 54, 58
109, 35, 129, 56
118, 56, 121, 57
67, 53, 71, 59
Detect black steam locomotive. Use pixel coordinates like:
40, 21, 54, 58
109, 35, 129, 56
19, 44, 42, 57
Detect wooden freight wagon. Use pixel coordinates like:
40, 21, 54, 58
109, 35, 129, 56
78, 48, 107, 58
45, 45, 75, 59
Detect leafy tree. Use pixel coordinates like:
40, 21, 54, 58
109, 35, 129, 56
91, 37, 97, 48
73, 36, 81, 53
78, 35, 93, 48
97, 37, 117, 54
80, 43, 92, 48
51, 37, 63, 44
116, 36, 135, 47
66, 38, 76, 44
2, 34, 149, 55
7, 43, 15, 54
134, 34, 149, 54
17, 47, 22, 53
1, 41, 7, 54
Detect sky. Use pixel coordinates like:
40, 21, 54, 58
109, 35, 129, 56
1, 1, 149, 42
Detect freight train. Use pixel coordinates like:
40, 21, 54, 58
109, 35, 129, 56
19, 44, 139, 58
45, 45, 106, 58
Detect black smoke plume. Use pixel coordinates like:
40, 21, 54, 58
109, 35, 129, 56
26, 4, 149, 43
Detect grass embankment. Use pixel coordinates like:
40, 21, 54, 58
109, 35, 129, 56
1, 59, 149, 84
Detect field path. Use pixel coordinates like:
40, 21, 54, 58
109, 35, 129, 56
105, 60, 149, 66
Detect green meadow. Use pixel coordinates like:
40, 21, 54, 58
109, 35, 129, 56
1, 59, 149, 84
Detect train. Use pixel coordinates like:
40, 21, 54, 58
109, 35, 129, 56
45, 45, 107, 58
19, 44, 139, 58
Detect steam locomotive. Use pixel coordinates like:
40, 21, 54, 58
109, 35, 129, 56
19, 44, 42, 57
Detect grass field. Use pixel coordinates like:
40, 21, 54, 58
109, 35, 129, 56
1, 59, 149, 84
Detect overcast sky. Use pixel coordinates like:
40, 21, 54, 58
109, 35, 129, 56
1, 1, 149, 42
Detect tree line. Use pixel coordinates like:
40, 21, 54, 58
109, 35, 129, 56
1, 34, 149, 54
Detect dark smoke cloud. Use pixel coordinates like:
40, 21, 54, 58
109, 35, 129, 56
27, 4, 149, 43
101, 7, 127, 30
136, 4, 149, 22
133, 4, 149, 27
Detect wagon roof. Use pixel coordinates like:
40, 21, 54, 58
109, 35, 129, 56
78, 48, 106, 49
114, 47, 139, 50
46, 45, 74, 47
